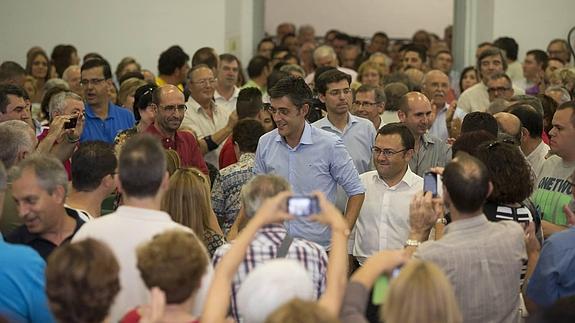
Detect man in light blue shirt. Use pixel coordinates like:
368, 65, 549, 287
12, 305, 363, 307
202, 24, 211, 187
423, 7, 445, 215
80, 59, 135, 143
0, 161, 54, 323
254, 76, 365, 248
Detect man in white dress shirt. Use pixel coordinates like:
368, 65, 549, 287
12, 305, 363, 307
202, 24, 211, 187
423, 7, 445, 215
353, 123, 423, 265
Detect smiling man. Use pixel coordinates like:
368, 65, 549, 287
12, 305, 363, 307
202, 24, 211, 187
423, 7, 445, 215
423, 70, 465, 142
145, 85, 208, 174
6, 155, 86, 260
254, 76, 364, 248
353, 84, 386, 130
398, 92, 452, 176
80, 59, 135, 143
353, 123, 422, 264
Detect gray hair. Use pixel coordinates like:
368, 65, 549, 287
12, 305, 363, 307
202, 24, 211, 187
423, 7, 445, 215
509, 94, 544, 116
49, 91, 83, 120
313, 46, 337, 63
0, 120, 36, 169
9, 154, 68, 195
545, 85, 572, 104
355, 84, 387, 103
62, 65, 80, 82
0, 161, 6, 191
279, 64, 305, 77
44, 78, 70, 93
241, 175, 290, 218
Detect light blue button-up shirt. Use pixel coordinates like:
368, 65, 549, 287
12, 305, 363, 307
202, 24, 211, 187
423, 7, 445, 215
254, 122, 365, 247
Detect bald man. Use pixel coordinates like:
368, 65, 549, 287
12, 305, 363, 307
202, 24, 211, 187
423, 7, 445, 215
422, 70, 465, 141
398, 92, 452, 176
494, 112, 522, 145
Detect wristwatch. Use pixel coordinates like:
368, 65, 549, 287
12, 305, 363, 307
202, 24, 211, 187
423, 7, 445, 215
404, 239, 421, 247
436, 217, 448, 225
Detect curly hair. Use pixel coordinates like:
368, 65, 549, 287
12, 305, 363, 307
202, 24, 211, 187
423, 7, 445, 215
136, 229, 208, 304
475, 141, 535, 204
46, 238, 120, 323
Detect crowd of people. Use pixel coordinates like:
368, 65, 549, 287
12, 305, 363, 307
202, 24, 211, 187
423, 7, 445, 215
1, 20, 575, 323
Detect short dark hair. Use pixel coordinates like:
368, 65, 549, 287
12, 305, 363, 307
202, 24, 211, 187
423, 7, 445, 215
267, 70, 290, 93
452, 130, 497, 156
118, 134, 167, 198
493, 37, 518, 60
191, 47, 218, 70
133, 83, 158, 122
443, 152, 490, 213
51, 44, 78, 77
219, 53, 239, 65
315, 69, 351, 95
257, 37, 275, 51
526, 49, 549, 71
488, 72, 512, 85
461, 112, 499, 137
355, 84, 386, 103
475, 141, 534, 204
376, 122, 415, 150
333, 32, 350, 43
401, 43, 427, 63
510, 105, 543, 139
247, 55, 270, 78
158, 45, 189, 75
0, 84, 26, 114
271, 46, 289, 59
237, 87, 263, 119
0, 61, 26, 84
233, 119, 266, 153
383, 82, 409, 111
268, 75, 313, 109
557, 100, 575, 126
71, 141, 117, 192
81, 58, 112, 80
477, 47, 508, 75
46, 238, 120, 323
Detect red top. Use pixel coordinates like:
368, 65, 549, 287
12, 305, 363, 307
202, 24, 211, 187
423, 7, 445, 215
121, 308, 199, 323
37, 128, 72, 180
218, 136, 237, 169
542, 130, 550, 145
145, 124, 209, 174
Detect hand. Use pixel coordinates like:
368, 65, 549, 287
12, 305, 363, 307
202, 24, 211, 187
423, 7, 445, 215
252, 191, 294, 226
139, 287, 166, 323
309, 191, 348, 229
363, 250, 409, 275
445, 100, 457, 123
524, 221, 541, 255
70, 113, 85, 139
409, 191, 443, 236
226, 111, 238, 129
563, 203, 575, 227
48, 115, 70, 140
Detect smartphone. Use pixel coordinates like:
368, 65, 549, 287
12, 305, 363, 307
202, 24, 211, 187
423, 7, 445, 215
287, 196, 320, 217
372, 265, 403, 305
64, 116, 78, 129
424, 171, 438, 197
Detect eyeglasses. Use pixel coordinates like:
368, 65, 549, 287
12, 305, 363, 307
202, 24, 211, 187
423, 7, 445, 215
191, 78, 217, 87
80, 78, 106, 87
327, 88, 352, 96
371, 147, 407, 157
266, 105, 292, 116
487, 86, 511, 93
353, 101, 378, 108
159, 104, 187, 114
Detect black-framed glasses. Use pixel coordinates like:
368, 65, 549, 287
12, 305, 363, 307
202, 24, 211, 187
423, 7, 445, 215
487, 86, 511, 93
159, 104, 187, 114
371, 147, 407, 157
80, 78, 106, 87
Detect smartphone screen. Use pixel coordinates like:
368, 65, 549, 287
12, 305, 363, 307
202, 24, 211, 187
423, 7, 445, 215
424, 171, 438, 197
65, 116, 78, 129
287, 196, 320, 217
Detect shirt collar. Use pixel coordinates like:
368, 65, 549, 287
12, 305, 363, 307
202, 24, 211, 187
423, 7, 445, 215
20, 207, 85, 244
421, 133, 434, 147
114, 205, 174, 221
317, 113, 357, 131
187, 96, 216, 113
443, 214, 489, 235
275, 122, 313, 146
373, 166, 420, 188
239, 152, 256, 163
85, 102, 115, 120
214, 87, 240, 100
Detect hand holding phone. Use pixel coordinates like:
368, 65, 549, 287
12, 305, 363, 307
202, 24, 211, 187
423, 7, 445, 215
64, 116, 78, 129
424, 171, 438, 197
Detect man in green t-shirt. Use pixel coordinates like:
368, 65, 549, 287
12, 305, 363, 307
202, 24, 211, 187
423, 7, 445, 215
532, 101, 575, 237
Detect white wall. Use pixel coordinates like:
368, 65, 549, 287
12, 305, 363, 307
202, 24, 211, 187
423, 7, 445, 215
264, 0, 454, 39
0, 0, 228, 75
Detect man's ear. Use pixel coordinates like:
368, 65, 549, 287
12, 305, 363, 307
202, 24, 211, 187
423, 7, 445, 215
486, 181, 494, 198
300, 103, 310, 117
378, 102, 385, 114
51, 185, 67, 204
520, 127, 529, 143
398, 110, 406, 122
318, 93, 326, 104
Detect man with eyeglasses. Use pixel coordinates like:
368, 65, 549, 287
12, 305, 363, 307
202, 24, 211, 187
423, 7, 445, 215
353, 123, 422, 265
352, 84, 385, 130
423, 70, 465, 142
458, 47, 524, 114
487, 72, 514, 102
398, 92, 452, 177
254, 76, 365, 248
181, 64, 237, 169
146, 85, 208, 174
80, 59, 135, 143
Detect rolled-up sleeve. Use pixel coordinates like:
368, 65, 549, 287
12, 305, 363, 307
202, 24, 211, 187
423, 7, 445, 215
330, 139, 365, 196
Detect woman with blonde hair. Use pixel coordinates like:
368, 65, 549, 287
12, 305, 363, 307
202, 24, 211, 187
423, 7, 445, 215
355, 60, 386, 89
26, 48, 52, 103
161, 167, 224, 256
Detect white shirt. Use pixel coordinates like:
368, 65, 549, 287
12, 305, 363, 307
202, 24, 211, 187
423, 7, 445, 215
526, 140, 550, 178
181, 97, 231, 168
458, 82, 525, 114
72, 206, 213, 322
214, 86, 240, 113
429, 103, 466, 142
353, 168, 423, 265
